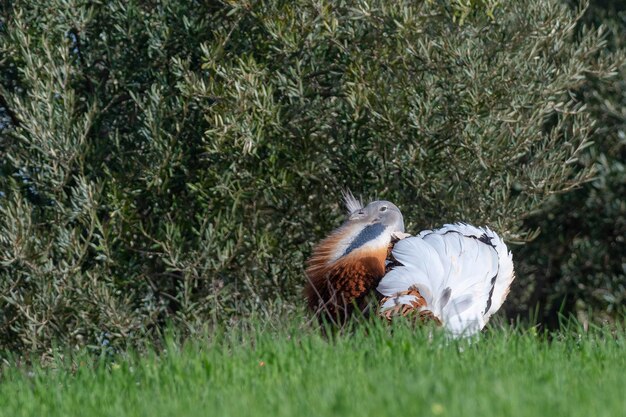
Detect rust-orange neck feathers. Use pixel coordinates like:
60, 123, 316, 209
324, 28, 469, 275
304, 224, 390, 322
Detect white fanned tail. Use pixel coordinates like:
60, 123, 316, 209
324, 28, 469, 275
377, 223, 515, 337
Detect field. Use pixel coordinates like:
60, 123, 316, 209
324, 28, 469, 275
0, 320, 624, 417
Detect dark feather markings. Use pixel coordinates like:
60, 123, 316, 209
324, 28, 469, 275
484, 274, 498, 315
478, 233, 495, 247
440, 287, 452, 309
429, 227, 496, 250
342, 223, 386, 257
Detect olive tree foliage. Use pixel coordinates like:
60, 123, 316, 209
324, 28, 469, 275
0, 0, 620, 354
510, 1, 625, 328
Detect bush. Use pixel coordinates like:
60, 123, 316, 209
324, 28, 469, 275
510, 1, 625, 328
0, 0, 620, 355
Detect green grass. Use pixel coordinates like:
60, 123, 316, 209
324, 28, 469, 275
0, 320, 624, 417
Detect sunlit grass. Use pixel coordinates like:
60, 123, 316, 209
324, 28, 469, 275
0, 318, 624, 417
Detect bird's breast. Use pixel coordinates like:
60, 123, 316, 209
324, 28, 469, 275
305, 241, 390, 315
327, 245, 389, 301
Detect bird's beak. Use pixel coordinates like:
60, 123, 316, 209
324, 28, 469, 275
349, 210, 365, 220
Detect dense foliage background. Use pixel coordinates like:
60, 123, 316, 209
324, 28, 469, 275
0, 0, 624, 356
511, 0, 625, 328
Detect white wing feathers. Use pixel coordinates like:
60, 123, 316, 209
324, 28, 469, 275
377, 223, 515, 337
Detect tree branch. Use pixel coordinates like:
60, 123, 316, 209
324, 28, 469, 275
0, 92, 20, 127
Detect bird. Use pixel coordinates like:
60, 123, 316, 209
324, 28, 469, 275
304, 191, 405, 324
305, 194, 515, 337
378, 223, 515, 337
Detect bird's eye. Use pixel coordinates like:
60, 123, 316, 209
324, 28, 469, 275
380, 206, 388, 212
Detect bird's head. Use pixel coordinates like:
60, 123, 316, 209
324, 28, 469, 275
345, 199, 404, 232
329, 191, 405, 259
